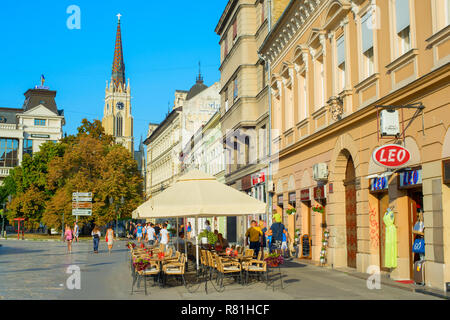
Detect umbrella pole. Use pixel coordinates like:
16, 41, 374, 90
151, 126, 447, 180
184, 217, 187, 258
176, 217, 179, 252
196, 216, 199, 271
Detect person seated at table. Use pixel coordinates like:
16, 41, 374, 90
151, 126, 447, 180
245, 220, 262, 258
174, 232, 185, 248
215, 233, 229, 249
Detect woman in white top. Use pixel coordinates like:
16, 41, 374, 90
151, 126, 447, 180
105, 226, 115, 254
160, 223, 170, 250
91, 226, 101, 253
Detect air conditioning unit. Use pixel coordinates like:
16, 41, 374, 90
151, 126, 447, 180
313, 163, 328, 181
380, 109, 400, 137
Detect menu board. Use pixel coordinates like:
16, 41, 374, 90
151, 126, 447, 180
301, 234, 311, 258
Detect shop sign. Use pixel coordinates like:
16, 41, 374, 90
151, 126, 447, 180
328, 183, 334, 194
31, 134, 50, 138
370, 176, 388, 192
373, 144, 411, 168
277, 195, 283, 206
313, 186, 326, 200
251, 171, 266, 186
300, 188, 310, 201
399, 169, 422, 188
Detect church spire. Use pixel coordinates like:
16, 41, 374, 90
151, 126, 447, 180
112, 14, 125, 89
196, 61, 203, 84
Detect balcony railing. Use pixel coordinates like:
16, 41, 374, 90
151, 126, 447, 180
0, 167, 11, 177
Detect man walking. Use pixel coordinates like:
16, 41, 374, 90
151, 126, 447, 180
245, 220, 262, 258
146, 223, 156, 246
269, 212, 288, 255
160, 223, 170, 251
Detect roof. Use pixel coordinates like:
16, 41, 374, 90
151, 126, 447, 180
0, 108, 22, 124
23, 88, 59, 114
186, 81, 208, 100
144, 106, 182, 145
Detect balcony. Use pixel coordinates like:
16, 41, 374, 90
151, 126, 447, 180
0, 167, 11, 177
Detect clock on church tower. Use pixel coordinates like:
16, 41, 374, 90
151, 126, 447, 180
102, 14, 134, 153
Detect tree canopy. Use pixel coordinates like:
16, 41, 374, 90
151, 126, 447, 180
0, 119, 144, 230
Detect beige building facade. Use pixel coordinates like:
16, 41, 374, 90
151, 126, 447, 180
216, 0, 292, 242
260, 0, 450, 291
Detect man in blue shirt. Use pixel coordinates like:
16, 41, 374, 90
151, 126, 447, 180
269, 212, 287, 255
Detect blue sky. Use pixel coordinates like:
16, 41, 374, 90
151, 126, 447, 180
0, 0, 227, 148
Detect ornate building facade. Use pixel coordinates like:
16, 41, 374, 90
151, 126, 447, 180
102, 15, 134, 153
259, 0, 450, 291
0, 82, 65, 184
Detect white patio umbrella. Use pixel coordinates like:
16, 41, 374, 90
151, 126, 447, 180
132, 169, 267, 269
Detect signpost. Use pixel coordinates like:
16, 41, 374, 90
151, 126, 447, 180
72, 192, 93, 217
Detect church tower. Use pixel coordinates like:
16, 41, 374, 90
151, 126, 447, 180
102, 14, 134, 153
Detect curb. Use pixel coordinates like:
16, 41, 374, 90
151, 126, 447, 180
296, 258, 448, 299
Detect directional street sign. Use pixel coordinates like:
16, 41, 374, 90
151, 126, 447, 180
72, 192, 93, 216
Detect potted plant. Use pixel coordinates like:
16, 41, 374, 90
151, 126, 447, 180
286, 208, 296, 215
320, 256, 326, 264
322, 239, 328, 247
198, 230, 218, 245
264, 252, 285, 267
126, 241, 136, 250
133, 257, 151, 272
324, 230, 330, 239
312, 205, 324, 213
320, 247, 327, 256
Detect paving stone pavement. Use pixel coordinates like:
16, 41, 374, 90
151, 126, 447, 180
0, 239, 442, 300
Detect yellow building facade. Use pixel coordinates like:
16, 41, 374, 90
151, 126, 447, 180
260, 0, 450, 291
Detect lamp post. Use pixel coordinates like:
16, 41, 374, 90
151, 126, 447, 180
109, 196, 124, 237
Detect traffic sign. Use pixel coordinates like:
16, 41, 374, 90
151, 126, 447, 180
72, 192, 92, 197
72, 202, 93, 209
72, 197, 92, 202
72, 209, 92, 216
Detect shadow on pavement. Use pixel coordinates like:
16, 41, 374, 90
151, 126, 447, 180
0, 246, 45, 256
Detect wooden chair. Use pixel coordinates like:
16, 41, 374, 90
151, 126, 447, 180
242, 251, 268, 285
215, 255, 242, 289
162, 254, 187, 287
244, 248, 254, 257
131, 259, 160, 295
206, 250, 218, 279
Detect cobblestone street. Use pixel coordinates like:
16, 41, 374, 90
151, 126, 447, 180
0, 239, 442, 300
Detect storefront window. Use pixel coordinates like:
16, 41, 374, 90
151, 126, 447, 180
0, 138, 19, 167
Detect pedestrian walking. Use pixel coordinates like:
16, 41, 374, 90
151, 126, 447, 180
186, 222, 192, 240
91, 226, 101, 253
136, 223, 143, 244
160, 223, 170, 251
146, 223, 156, 246
259, 220, 268, 253
105, 226, 115, 254
73, 222, 79, 242
245, 220, 262, 258
65, 224, 73, 254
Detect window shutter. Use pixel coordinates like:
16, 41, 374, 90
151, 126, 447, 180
361, 12, 373, 53
395, 0, 410, 33
337, 36, 345, 65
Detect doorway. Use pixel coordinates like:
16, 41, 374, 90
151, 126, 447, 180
378, 192, 389, 271
408, 189, 423, 279
344, 156, 357, 268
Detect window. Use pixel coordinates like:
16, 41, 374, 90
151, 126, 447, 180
298, 72, 308, 120
336, 35, 346, 92
395, 0, 411, 56
224, 89, 229, 112
233, 20, 237, 40
224, 36, 228, 58
361, 11, 374, 78
432, 0, 449, 32
261, 2, 265, 24
115, 115, 123, 137
315, 56, 325, 109
233, 78, 238, 101
23, 139, 33, 157
244, 136, 250, 165
0, 138, 19, 167
34, 119, 46, 126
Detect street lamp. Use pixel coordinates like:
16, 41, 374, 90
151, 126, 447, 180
109, 196, 125, 237
1, 195, 11, 238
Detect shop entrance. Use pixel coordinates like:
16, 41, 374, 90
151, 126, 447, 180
408, 189, 424, 279
344, 156, 357, 268
378, 192, 389, 272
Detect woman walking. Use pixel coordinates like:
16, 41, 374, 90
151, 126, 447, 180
65, 224, 73, 254
186, 222, 192, 240
91, 226, 101, 253
105, 226, 115, 254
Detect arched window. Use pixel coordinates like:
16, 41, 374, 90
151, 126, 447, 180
115, 114, 123, 137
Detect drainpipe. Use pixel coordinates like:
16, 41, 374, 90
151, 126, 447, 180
259, 0, 273, 227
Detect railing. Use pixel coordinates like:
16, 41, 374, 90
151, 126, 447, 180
0, 168, 11, 177
0, 124, 18, 130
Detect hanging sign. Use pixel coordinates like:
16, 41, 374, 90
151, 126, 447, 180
289, 192, 296, 203
372, 144, 411, 168
370, 176, 388, 192
313, 186, 326, 200
277, 195, 283, 206
399, 169, 422, 189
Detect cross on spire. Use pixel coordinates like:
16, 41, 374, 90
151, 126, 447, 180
117, 13, 122, 21
196, 61, 203, 84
